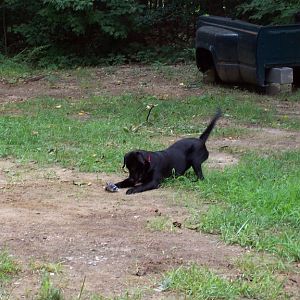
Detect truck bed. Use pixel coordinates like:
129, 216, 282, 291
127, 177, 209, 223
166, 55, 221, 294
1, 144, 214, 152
196, 16, 300, 86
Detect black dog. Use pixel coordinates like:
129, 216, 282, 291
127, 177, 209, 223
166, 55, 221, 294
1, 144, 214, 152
115, 109, 221, 194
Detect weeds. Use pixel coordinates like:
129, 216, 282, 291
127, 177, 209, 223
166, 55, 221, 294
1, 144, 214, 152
30, 261, 63, 274
160, 261, 288, 300
160, 265, 238, 299
36, 272, 64, 300
0, 250, 19, 299
0, 55, 36, 83
146, 216, 175, 232
0, 250, 19, 282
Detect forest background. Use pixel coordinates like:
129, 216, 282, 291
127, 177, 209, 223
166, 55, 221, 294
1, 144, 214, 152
1, 0, 300, 67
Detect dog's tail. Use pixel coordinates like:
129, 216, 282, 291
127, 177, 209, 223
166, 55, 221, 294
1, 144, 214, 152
199, 109, 222, 142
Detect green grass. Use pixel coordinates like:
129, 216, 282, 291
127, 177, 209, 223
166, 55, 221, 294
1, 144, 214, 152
160, 258, 288, 300
160, 265, 238, 299
234, 254, 291, 299
0, 93, 297, 173
29, 261, 63, 274
0, 55, 38, 83
36, 272, 64, 300
175, 151, 300, 261
0, 250, 19, 300
146, 216, 174, 232
0, 250, 19, 283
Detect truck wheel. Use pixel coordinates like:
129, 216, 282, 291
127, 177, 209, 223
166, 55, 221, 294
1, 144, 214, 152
203, 68, 217, 83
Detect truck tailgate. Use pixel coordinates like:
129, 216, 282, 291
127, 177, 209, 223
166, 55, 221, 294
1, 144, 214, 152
257, 25, 300, 85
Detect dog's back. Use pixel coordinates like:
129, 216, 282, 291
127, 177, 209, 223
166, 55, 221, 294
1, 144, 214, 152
164, 109, 222, 176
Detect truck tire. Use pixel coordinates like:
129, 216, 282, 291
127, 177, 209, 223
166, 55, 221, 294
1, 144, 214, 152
203, 68, 217, 83
196, 48, 219, 84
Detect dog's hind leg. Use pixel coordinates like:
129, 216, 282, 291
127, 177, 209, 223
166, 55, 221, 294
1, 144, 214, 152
192, 164, 204, 180
191, 146, 209, 180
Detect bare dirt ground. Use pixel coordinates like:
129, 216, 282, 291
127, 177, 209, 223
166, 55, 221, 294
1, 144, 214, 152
1, 65, 300, 299
0, 161, 246, 299
0, 65, 204, 104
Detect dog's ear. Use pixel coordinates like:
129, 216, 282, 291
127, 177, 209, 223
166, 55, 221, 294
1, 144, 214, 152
122, 151, 146, 167
122, 153, 130, 169
135, 151, 145, 165
135, 151, 150, 168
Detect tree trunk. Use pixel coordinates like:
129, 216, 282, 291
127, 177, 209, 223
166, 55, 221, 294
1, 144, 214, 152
2, 4, 8, 55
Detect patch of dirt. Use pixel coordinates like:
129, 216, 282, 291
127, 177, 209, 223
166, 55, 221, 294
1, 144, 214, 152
274, 100, 300, 119
211, 127, 300, 153
207, 150, 239, 168
0, 160, 245, 298
0, 77, 83, 104
0, 65, 203, 104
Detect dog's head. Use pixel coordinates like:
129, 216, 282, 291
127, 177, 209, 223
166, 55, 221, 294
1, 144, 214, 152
122, 151, 151, 183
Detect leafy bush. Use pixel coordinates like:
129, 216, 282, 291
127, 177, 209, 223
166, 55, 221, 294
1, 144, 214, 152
237, 0, 300, 25
1, 0, 143, 64
1, 0, 299, 65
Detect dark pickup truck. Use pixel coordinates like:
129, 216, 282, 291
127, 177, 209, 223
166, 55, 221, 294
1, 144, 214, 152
195, 15, 300, 88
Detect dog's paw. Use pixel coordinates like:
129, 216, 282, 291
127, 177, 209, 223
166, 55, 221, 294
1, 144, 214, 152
126, 188, 136, 195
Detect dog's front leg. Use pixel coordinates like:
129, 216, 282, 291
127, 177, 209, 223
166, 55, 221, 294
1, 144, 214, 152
126, 180, 160, 194
115, 178, 135, 188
